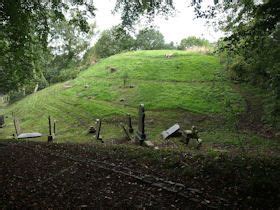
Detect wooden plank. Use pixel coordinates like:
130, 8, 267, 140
120, 124, 132, 141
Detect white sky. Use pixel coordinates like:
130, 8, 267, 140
92, 0, 224, 44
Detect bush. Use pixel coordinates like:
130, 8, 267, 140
228, 57, 248, 81
93, 26, 135, 58
9, 91, 25, 103
56, 68, 80, 82
178, 36, 210, 50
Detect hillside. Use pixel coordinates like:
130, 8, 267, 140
0, 50, 278, 154
1, 50, 280, 208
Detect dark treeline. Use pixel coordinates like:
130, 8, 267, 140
85, 26, 211, 60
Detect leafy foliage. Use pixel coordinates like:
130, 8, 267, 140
0, 0, 95, 93
93, 26, 135, 58
44, 21, 96, 83
178, 36, 210, 50
49, 21, 95, 63
114, 0, 175, 28
136, 28, 166, 50
92, 27, 168, 58
215, 0, 280, 128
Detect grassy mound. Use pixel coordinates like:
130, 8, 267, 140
0, 50, 278, 153
68, 50, 243, 113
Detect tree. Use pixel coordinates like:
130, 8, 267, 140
50, 21, 96, 63
136, 28, 165, 50
165, 41, 176, 50
93, 26, 135, 58
0, 0, 95, 93
114, 0, 175, 28
212, 0, 280, 127
178, 36, 210, 50
43, 21, 96, 83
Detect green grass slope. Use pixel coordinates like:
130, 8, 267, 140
72, 50, 243, 113
0, 50, 278, 153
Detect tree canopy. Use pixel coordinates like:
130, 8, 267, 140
136, 28, 165, 50
0, 0, 95, 93
93, 26, 135, 58
178, 36, 210, 50
215, 0, 280, 126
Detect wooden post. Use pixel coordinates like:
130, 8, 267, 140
120, 123, 132, 141
136, 104, 146, 145
127, 114, 134, 133
48, 116, 52, 135
48, 116, 53, 142
12, 112, 19, 136
95, 119, 103, 142
34, 83, 39, 93
0, 115, 4, 128
53, 120, 56, 136
22, 87, 26, 96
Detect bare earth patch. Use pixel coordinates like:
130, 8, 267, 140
0, 141, 279, 209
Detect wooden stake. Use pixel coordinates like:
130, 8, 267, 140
127, 114, 134, 133
48, 116, 53, 142
53, 120, 56, 135
12, 112, 19, 136
48, 116, 52, 136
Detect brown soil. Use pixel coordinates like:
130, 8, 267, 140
1, 141, 279, 209
0, 143, 193, 209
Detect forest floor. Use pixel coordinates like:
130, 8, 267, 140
0, 140, 279, 209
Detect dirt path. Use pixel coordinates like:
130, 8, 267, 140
234, 85, 275, 138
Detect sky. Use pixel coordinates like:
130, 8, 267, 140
93, 0, 224, 44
